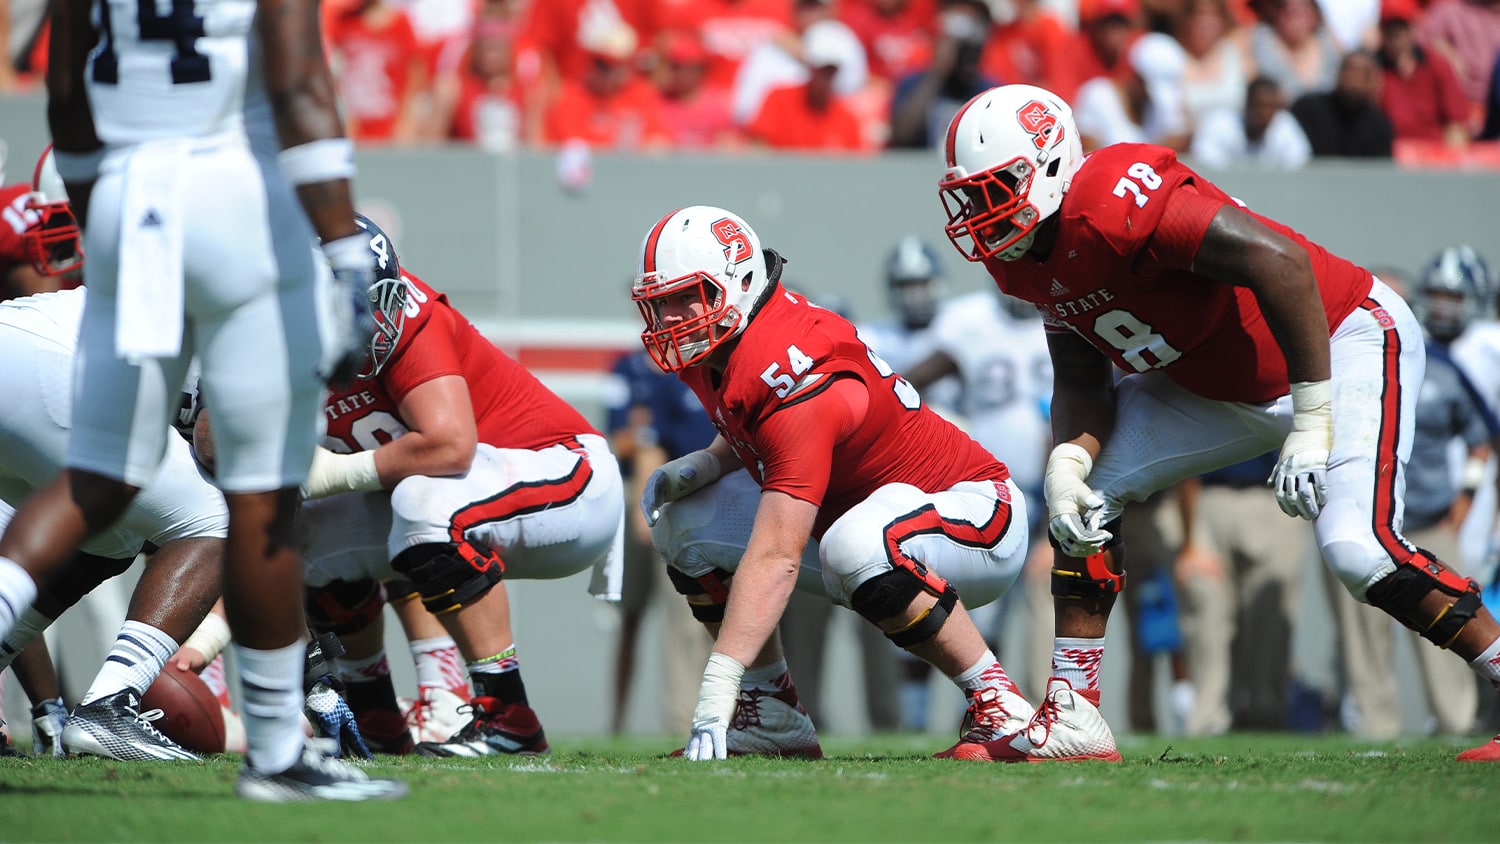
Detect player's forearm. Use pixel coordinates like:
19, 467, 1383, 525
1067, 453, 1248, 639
1253, 262, 1331, 386
1049, 380, 1115, 458
372, 432, 476, 484
714, 550, 800, 667
705, 436, 742, 472
44, 0, 101, 155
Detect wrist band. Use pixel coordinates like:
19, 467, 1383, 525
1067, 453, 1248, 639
52, 148, 106, 182
182, 612, 231, 664
278, 138, 356, 187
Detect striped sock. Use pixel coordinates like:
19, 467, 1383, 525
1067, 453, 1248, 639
81, 621, 179, 705
236, 641, 306, 774
1052, 637, 1106, 697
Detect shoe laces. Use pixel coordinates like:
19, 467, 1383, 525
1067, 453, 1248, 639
959, 688, 1011, 740
729, 688, 764, 731
121, 693, 179, 746
1025, 691, 1064, 747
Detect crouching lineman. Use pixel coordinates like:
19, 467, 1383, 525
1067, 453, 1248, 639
632, 206, 1038, 761
273, 215, 624, 757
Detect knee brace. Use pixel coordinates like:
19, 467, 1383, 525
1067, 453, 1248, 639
850, 568, 959, 649
666, 566, 732, 624
1364, 549, 1482, 649
390, 541, 504, 616
305, 577, 387, 636
381, 577, 420, 605
1049, 520, 1126, 598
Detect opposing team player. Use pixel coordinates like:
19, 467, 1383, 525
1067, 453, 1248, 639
283, 215, 624, 757
935, 83, 1500, 762
0, 147, 84, 301
0, 0, 403, 800
632, 206, 1035, 761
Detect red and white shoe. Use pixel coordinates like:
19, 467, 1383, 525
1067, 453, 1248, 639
934, 686, 1034, 758
401, 686, 471, 744
949, 677, 1121, 763
1457, 734, 1500, 762
671, 673, 823, 759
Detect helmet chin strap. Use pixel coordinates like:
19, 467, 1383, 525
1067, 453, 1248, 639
998, 230, 1036, 261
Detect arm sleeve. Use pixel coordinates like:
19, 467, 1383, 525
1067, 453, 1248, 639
1140, 182, 1226, 273
754, 376, 868, 507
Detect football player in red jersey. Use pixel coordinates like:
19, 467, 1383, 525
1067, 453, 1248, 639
292, 215, 625, 758
936, 83, 1500, 762
0, 147, 84, 301
632, 205, 1038, 761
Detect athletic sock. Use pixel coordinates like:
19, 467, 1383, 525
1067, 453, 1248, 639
410, 636, 468, 696
0, 557, 38, 640
1471, 637, 1500, 691
82, 621, 179, 704
469, 644, 527, 705
1052, 636, 1106, 701
0, 607, 53, 672
236, 641, 306, 774
953, 650, 1020, 696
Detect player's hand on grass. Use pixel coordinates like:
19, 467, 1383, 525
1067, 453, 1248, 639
684, 653, 744, 762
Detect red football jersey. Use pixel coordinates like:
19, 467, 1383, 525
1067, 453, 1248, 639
322, 272, 597, 454
983, 144, 1372, 403
0, 183, 36, 270
679, 285, 1009, 539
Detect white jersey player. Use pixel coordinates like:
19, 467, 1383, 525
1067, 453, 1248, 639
0, 0, 404, 801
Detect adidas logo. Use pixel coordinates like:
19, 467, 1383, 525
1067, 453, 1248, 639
1049, 279, 1069, 297
140, 209, 162, 227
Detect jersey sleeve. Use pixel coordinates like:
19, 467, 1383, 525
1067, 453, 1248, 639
1138, 181, 1226, 273
379, 305, 465, 404
1074, 145, 1213, 272
754, 376, 864, 506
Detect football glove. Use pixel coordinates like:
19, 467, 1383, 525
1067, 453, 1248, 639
683, 653, 744, 762
30, 697, 67, 758
303, 447, 381, 500
305, 680, 373, 760
642, 449, 722, 527
320, 233, 378, 389
1270, 381, 1332, 520
1045, 443, 1111, 557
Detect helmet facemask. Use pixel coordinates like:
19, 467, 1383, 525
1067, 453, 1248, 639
633, 270, 745, 372
21, 195, 84, 276
940, 156, 1046, 262
360, 276, 410, 379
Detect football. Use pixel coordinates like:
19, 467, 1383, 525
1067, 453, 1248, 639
141, 664, 226, 754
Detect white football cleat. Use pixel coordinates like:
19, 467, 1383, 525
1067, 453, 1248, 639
935, 685, 1034, 758
401, 686, 471, 743
950, 677, 1121, 763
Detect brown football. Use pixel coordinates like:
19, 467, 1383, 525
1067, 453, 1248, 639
141, 663, 226, 753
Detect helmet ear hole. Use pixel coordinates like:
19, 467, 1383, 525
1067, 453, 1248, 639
1047, 158, 1061, 178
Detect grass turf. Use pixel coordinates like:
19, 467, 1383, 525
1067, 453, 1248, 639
2, 733, 1497, 842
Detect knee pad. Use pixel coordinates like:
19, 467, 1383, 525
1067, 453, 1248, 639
850, 568, 958, 649
1049, 521, 1126, 598
305, 577, 387, 636
1364, 549, 1482, 649
381, 577, 420, 605
391, 541, 504, 616
666, 565, 732, 624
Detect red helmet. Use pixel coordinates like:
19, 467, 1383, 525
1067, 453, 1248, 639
22, 145, 84, 277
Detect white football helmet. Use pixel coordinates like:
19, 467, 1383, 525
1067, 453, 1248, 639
23, 144, 84, 276
939, 84, 1083, 262
633, 205, 773, 371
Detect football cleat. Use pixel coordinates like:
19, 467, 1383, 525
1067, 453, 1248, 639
62, 690, 201, 761
355, 706, 415, 756
934, 685, 1034, 758
401, 685, 471, 743
30, 697, 67, 758
235, 738, 408, 803
948, 677, 1122, 763
671, 674, 824, 759
413, 697, 549, 757
1457, 734, 1500, 762
0, 724, 22, 758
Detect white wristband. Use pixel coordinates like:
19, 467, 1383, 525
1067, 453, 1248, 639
694, 652, 747, 726
1047, 442, 1094, 477
182, 612, 231, 664
303, 447, 381, 499
321, 232, 371, 273
52, 148, 106, 182
1288, 380, 1333, 434
278, 138, 356, 187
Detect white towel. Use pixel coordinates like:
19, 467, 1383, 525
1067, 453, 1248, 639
116, 142, 188, 361
588, 512, 626, 603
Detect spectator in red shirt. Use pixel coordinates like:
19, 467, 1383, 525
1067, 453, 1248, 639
657, 0, 794, 94
979, 0, 1081, 100
1378, 0, 1472, 148
327, 0, 429, 144
747, 29, 868, 151
840, 0, 938, 83
655, 31, 740, 150
524, 0, 659, 85
429, 19, 534, 151
544, 22, 672, 150
1069, 0, 1146, 97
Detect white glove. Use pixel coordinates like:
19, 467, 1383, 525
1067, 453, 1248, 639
1044, 443, 1112, 557
683, 652, 744, 762
303, 447, 381, 500
641, 449, 722, 527
1270, 380, 1332, 520
320, 233, 378, 388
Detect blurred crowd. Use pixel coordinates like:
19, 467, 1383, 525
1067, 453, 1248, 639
4, 0, 1500, 165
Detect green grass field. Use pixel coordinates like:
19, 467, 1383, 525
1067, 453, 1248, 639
2, 733, 1497, 843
